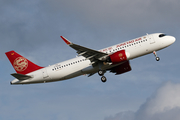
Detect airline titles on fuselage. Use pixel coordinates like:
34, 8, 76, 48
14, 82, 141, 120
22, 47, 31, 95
100, 37, 146, 53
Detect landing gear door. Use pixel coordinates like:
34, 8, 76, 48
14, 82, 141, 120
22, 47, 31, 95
42, 68, 49, 79
148, 35, 155, 44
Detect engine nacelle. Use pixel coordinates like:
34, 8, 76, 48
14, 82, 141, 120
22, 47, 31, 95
106, 50, 128, 64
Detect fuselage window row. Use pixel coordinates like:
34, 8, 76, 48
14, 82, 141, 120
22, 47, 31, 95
52, 59, 86, 71
110, 39, 148, 53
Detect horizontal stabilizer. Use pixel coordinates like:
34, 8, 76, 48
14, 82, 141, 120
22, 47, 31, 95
11, 73, 32, 80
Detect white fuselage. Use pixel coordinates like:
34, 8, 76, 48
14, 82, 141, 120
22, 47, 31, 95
11, 33, 176, 84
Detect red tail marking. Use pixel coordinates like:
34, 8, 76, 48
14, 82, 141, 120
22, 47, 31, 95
5, 51, 43, 74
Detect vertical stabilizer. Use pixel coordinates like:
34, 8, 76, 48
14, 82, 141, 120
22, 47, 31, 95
5, 51, 43, 74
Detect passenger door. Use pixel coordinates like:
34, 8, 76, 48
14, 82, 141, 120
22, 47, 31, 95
42, 68, 49, 79
148, 35, 155, 44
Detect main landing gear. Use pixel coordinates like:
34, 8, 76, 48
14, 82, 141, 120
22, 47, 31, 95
153, 51, 160, 61
98, 70, 107, 83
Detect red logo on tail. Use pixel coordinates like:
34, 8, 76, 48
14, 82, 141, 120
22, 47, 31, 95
13, 57, 28, 72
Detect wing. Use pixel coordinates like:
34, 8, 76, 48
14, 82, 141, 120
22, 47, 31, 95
61, 36, 108, 64
60, 36, 132, 77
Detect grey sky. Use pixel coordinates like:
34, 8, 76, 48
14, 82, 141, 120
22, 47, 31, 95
105, 82, 180, 120
0, 0, 180, 120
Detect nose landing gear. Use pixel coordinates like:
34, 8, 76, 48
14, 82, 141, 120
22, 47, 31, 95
153, 51, 160, 61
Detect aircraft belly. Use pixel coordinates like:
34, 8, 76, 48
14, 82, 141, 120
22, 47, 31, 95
81, 65, 98, 74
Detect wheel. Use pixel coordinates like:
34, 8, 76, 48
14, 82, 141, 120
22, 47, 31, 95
156, 57, 160, 61
101, 76, 107, 83
98, 70, 104, 76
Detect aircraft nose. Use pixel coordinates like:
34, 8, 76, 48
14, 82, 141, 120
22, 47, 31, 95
166, 36, 176, 45
162, 35, 176, 47
171, 36, 176, 43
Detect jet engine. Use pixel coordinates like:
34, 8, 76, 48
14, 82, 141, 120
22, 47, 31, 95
106, 50, 128, 64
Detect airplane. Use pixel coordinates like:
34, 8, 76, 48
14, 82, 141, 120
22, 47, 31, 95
5, 33, 176, 85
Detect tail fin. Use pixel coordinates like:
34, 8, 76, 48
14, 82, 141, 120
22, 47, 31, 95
5, 50, 43, 74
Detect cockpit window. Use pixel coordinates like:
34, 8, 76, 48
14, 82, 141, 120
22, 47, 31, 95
159, 34, 166, 38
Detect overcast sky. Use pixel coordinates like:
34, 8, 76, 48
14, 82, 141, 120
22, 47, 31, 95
0, 0, 180, 120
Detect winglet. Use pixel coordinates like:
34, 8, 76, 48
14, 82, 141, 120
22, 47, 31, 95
60, 36, 72, 45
